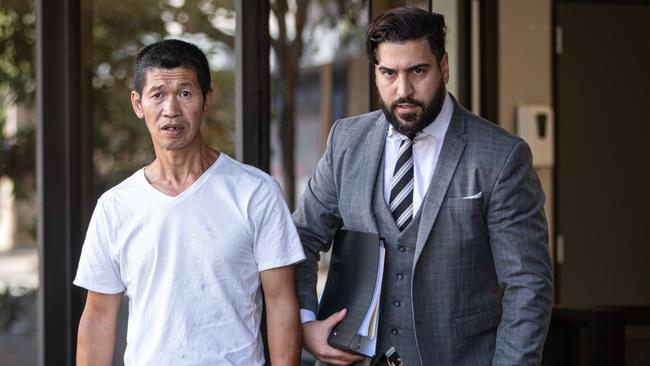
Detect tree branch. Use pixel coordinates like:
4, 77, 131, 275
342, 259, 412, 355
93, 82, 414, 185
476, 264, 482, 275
290, 0, 309, 68
271, 0, 288, 44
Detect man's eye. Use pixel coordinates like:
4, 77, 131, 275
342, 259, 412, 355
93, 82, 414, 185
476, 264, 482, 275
413, 68, 423, 74
180, 91, 191, 97
152, 92, 162, 98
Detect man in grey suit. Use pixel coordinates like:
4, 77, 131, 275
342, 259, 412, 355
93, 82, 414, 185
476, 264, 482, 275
294, 7, 553, 366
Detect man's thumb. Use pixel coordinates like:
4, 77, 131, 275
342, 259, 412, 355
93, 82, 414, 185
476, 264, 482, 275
325, 308, 347, 328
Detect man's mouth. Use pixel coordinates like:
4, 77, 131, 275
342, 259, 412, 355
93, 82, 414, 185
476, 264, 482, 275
396, 103, 417, 112
161, 124, 185, 137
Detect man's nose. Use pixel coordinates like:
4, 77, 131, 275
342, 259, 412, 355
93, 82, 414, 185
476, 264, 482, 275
162, 96, 181, 117
396, 74, 414, 98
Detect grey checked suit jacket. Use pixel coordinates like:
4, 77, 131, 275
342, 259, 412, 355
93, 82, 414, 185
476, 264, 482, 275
294, 99, 553, 365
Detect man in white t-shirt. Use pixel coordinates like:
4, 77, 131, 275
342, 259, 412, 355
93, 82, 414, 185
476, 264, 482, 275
74, 39, 305, 366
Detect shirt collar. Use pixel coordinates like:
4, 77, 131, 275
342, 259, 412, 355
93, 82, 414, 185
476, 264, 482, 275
387, 91, 453, 142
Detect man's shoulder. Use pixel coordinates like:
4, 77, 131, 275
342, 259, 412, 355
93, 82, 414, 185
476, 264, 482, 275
334, 110, 384, 131
455, 106, 523, 148
326, 110, 385, 147
97, 169, 145, 205
215, 154, 276, 187
211, 154, 283, 202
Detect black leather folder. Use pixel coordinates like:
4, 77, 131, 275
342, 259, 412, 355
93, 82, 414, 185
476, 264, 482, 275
317, 229, 382, 356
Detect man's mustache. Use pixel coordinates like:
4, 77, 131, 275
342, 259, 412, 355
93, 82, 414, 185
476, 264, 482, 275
391, 97, 424, 111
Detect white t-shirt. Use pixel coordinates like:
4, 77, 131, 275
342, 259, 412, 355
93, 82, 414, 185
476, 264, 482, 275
74, 154, 305, 366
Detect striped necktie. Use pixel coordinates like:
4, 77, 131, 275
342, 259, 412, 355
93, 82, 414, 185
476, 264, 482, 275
389, 138, 414, 231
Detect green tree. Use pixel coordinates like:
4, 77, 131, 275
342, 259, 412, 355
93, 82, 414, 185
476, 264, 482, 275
0, 0, 36, 247
0, 0, 35, 103
0, 0, 36, 200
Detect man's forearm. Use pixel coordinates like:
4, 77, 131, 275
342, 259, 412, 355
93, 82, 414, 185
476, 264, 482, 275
266, 302, 302, 366
77, 300, 119, 366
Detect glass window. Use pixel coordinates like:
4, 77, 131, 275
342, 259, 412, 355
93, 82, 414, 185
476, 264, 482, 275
270, 0, 369, 210
0, 0, 38, 364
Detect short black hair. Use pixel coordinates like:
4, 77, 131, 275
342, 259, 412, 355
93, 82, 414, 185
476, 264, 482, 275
134, 39, 211, 97
366, 7, 447, 65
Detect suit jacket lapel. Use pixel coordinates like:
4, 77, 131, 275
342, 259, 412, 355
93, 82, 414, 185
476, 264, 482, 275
358, 114, 388, 233
413, 103, 467, 267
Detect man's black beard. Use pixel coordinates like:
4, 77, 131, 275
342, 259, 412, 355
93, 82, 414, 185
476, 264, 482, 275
381, 86, 446, 140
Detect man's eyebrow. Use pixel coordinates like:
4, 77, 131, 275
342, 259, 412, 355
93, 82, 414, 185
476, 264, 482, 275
377, 63, 431, 72
377, 65, 395, 72
406, 63, 430, 71
147, 84, 164, 93
146, 81, 195, 93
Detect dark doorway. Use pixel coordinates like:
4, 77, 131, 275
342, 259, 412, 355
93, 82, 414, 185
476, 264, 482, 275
554, 2, 650, 307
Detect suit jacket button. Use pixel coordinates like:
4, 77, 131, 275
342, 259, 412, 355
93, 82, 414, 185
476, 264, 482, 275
398, 246, 406, 252
393, 300, 401, 307
396, 273, 404, 280
391, 328, 399, 335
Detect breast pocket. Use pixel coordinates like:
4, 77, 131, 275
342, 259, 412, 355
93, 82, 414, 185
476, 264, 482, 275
440, 196, 486, 241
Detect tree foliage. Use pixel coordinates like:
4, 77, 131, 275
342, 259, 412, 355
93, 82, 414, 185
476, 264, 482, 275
0, 0, 35, 103
0, 0, 36, 199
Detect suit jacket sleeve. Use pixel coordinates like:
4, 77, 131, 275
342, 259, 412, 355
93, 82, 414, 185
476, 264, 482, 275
488, 140, 553, 365
293, 120, 343, 313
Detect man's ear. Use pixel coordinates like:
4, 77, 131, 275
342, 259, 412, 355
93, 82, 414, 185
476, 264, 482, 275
202, 89, 214, 113
131, 90, 144, 119
441, 53, 450, 85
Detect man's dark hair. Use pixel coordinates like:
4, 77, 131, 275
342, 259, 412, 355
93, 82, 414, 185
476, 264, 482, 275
134, 39, 211, 98
366, 7, 447, 65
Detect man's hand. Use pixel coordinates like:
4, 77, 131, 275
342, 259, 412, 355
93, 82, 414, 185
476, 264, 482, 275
302, 309, 365, 366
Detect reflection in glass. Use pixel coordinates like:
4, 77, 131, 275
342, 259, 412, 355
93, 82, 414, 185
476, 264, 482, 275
0, 0, 38, 365
270, 0, 369, 209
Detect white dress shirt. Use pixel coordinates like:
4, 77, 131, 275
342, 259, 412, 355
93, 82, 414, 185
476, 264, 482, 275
300, 92, 453, 324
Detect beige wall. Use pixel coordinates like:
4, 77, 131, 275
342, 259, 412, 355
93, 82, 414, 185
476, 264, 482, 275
499, 0, 552, 132
498, 0, 554, 264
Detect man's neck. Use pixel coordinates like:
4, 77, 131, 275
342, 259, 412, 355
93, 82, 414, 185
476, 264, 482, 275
144, 142, 220, 197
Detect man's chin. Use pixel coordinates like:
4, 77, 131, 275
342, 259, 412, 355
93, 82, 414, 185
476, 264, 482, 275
395, 117, 418, 129
395, 111, 419, 123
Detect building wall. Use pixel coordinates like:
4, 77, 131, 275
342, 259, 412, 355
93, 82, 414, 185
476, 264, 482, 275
498, 0, 555, 267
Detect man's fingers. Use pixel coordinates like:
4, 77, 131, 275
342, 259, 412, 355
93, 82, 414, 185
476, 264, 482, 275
302, 314, 365, 365
319, 347, 365, 365
324, 308, 348, 329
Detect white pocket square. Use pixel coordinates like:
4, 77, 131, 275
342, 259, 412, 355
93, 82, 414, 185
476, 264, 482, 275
462, 192, 482, 199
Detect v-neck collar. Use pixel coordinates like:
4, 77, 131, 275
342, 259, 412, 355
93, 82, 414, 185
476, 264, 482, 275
139, 154, 223, 204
